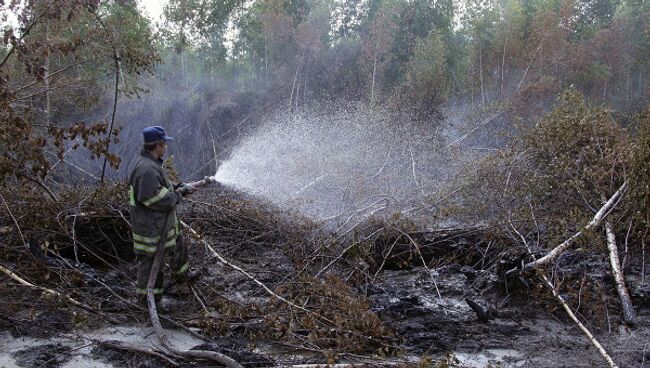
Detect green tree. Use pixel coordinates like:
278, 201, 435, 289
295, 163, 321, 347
403, 31, 450, 102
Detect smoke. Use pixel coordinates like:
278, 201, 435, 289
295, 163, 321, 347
215, 102, 470, 225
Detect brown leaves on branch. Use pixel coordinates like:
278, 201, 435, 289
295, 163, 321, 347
49, 123, 121, 169
265, 275, 399, 355
628, 109, 650, 231
0, 0, 158, 184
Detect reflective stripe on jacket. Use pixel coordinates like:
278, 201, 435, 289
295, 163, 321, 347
127, 150, 181, 256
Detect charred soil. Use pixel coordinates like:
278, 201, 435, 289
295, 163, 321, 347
0, 186, 648, 367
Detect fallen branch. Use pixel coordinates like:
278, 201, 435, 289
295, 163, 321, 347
446, 112, 503, 148
333, 197, 387, 235
72, 197, 89, 265
372, 236, 400, 283
395, 229, 443, 302
181, 220, 311, 314
94, 339, 180, 367
181, 220, 401, 352
316, 227, 384, 278
50, 251, 207, 341
289, 46, 307, 112
147, 213, 243, 368
408, 143, 420, 188
514, 42, 543, 94
291, 364, 399, 368
63, 159, 101, 181
522, 182, 627, 271
605, 221, 637, 327
0, 194, 28, 249
539, 273, 619, 368
509, 221, 619, 368
25, 175, 61, 203
189, 284, 209, 314
0, 264, 96, 314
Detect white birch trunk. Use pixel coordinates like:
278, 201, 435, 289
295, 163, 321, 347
523, 182, 627, 271
370, 47, 377, 108
605, 221, 638, 327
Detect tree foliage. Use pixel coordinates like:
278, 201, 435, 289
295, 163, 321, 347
449, 89, 647, 251
0, 0, 157, 184
155, 0, 648, 117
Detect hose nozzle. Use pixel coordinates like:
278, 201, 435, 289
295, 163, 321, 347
203, 175, 217, 184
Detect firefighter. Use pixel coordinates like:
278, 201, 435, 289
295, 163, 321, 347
127, 125, 197, 308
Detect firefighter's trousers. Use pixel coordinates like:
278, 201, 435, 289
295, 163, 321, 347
135, 233, 189, 305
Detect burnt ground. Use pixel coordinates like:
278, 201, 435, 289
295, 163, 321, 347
369, 266, 650, 367
1, 189, 649, 367
201, 229, 650, 367
1, 243, 649, 367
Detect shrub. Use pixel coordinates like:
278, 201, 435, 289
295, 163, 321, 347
446, 89, 644, 251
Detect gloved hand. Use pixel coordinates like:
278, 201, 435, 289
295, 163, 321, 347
177, 183, 196, 196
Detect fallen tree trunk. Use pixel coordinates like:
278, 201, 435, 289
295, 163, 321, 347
522, 182, 627, 271
146, 212, 243, 368
605, 221, 637, 327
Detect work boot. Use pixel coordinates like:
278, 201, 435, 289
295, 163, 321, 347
142, 300, 171, 315
156, 300, 171, 315
185, 269, 202, 282
173, 269, 202, 284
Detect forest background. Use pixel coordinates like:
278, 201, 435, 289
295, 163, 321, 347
2, 0, 648, 183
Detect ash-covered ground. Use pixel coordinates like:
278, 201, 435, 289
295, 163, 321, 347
1, 187, 648, 367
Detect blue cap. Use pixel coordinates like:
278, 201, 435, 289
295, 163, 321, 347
142, 126, 174, 143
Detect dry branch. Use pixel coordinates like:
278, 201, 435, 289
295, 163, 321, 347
49, 251, 207, 341
181, 218, 397, 350
25, 175, 60, 203
289, 47, 307, 112
539, 273, 619, 368
291, 364, 400, 368
605, 221, 637, 327
0, 194, 28, 249
94, 340, 181, 367
181, 220, 312, 314
0, 10, 46, 69
395, 229, 443, 301
91, 9, 123, 183
515, 42, 543, 94
11, 58, 93, 95
446, 112, 503, 147
316, 227, 384, 278
522, 181, 627, 271
372, 236, 400, 283
509, 221, 619, 368
0, 264, 96, 314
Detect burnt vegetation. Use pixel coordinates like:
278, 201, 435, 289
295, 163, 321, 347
0, 0, 650, 367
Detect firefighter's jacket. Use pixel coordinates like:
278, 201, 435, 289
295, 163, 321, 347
128, 150, 181, 256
